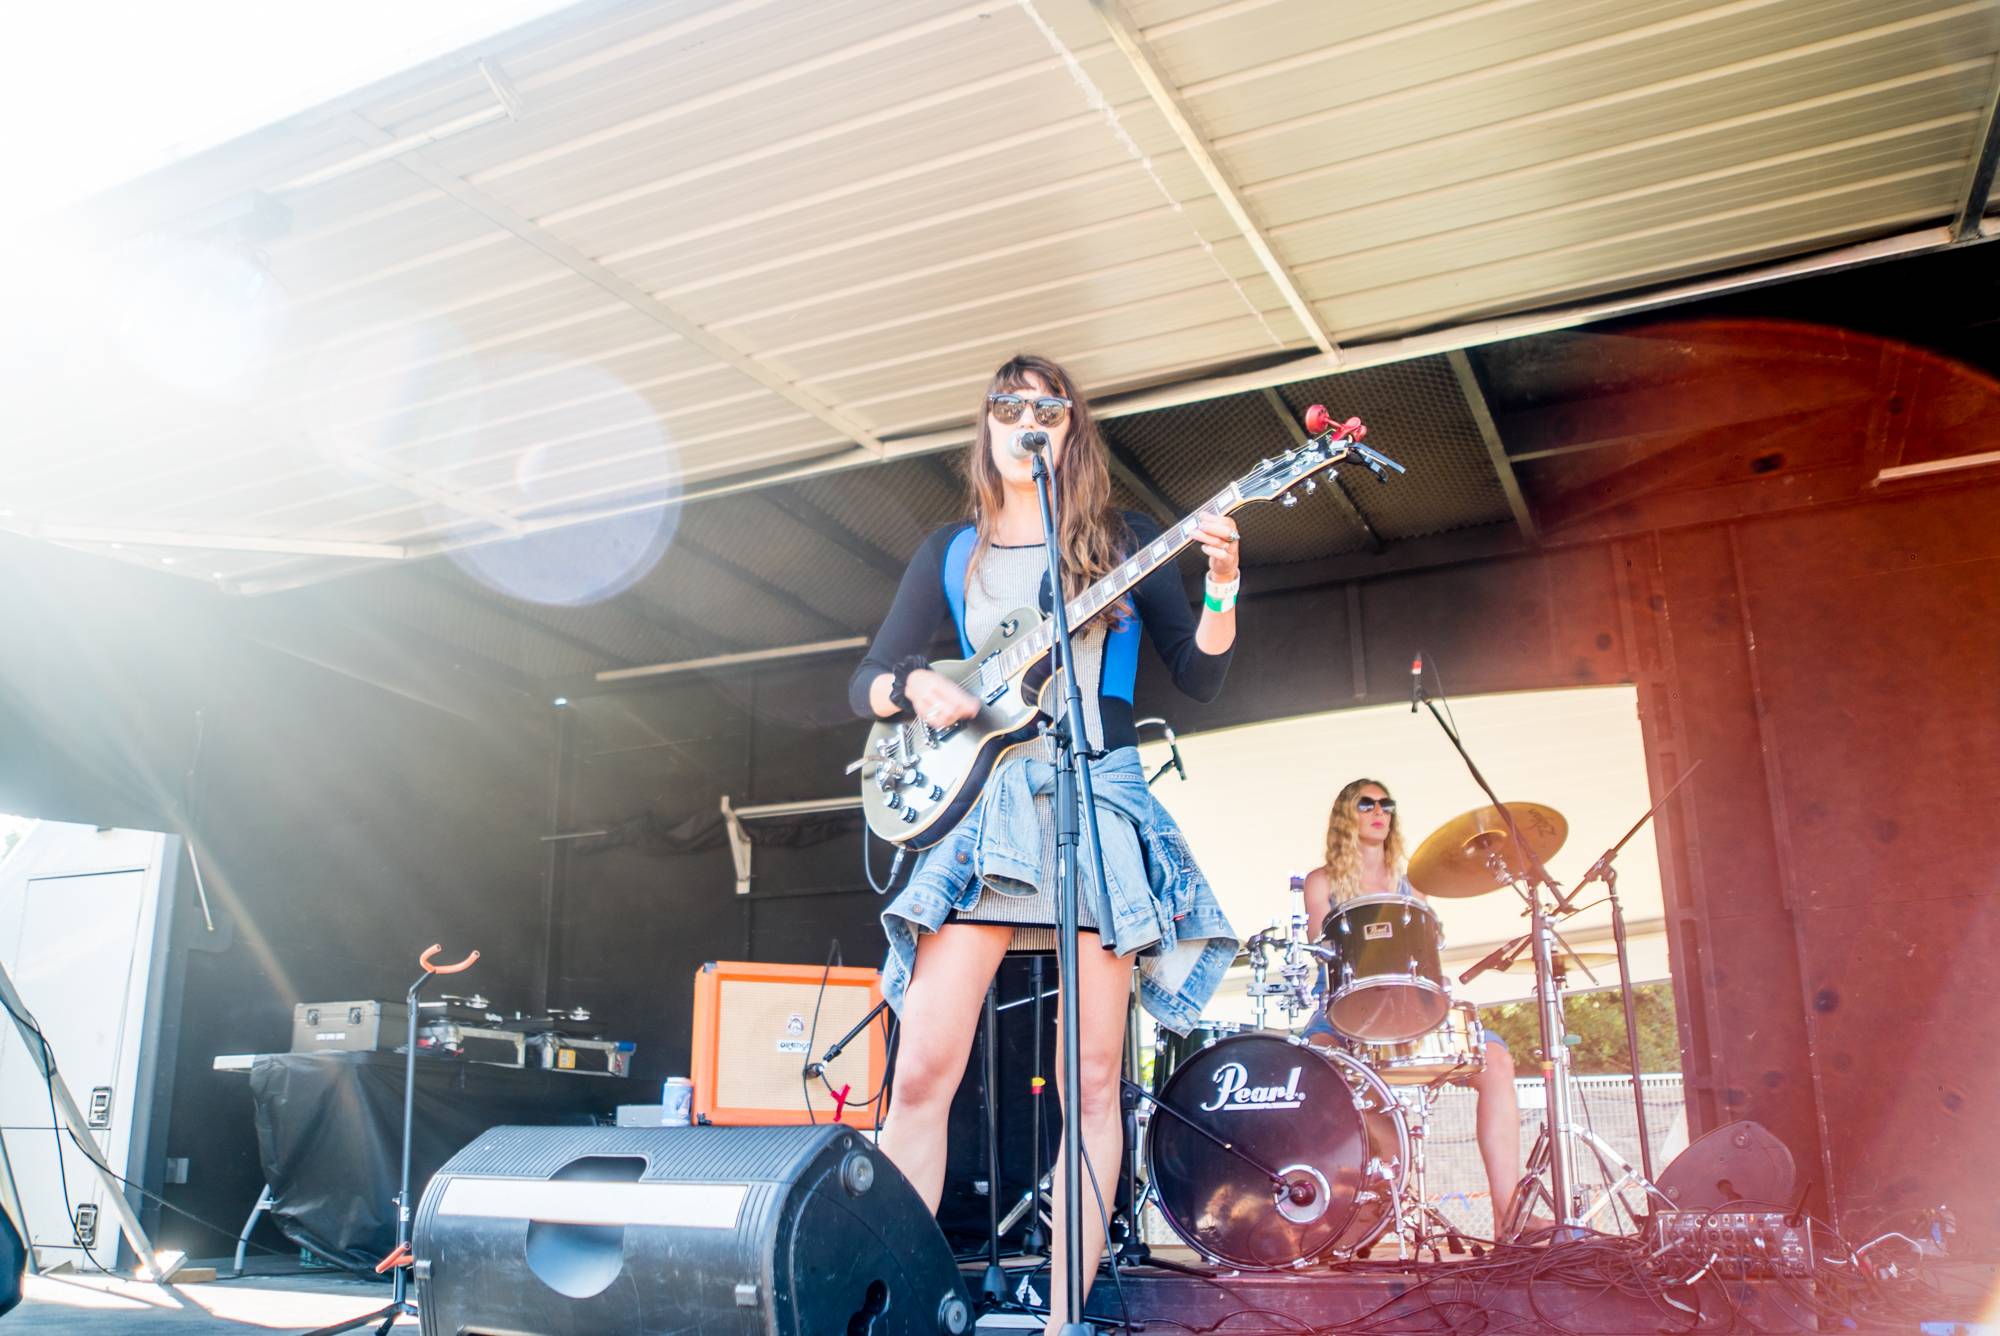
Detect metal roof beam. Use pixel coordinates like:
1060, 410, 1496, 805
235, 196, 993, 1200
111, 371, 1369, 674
404, 565, 647, 672
1089, 0, 1339, 361
677, 536, 858, 638
1102, 441, 1180, 528
756, 489, 907, 582
1447, 350, 1538, 545
337, 110, 888, 459
1260, 389, 1383, 553
16, 523, 403, 560
1952, 58, 2000, 242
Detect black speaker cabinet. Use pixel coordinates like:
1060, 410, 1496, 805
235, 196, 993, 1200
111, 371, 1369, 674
413, 1124, 972, 1336
1655, 1119, 1797, 1211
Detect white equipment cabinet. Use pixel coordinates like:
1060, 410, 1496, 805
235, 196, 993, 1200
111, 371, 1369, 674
0, 823, 179, 1272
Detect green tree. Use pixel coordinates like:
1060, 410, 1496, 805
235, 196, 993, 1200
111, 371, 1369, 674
1480, 980, 1681, 1074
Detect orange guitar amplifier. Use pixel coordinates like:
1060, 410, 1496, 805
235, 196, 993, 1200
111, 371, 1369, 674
689, 961, 887, 1127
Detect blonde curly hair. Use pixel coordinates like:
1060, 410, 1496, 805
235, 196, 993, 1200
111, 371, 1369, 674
1319, 777, 1406, 902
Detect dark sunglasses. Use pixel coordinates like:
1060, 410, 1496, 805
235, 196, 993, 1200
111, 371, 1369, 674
987, 392, 1072, 427
1356, 796, 1396, 814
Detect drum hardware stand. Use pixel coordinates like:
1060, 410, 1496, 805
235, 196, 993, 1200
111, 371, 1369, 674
1115, 989, 1151, 1265
1501, 1110, 1671, 1240
304, 943, 478, 1336
990, 964, 1061, 1257
1412, 672, 1585, 1237
976, 983, 1009, 1308
1396, 1077, 1481, 1260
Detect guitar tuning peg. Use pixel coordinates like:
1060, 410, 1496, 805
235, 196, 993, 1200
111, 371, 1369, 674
1281, 492, 1299, 507
1303, 479, 1317, 494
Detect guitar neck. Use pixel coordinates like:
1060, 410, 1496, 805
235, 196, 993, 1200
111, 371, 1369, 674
989, 484, 1242, 681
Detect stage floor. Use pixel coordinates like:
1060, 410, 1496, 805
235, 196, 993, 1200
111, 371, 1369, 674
6, 1270, 415, 1332
9, 1254, 1989, 1333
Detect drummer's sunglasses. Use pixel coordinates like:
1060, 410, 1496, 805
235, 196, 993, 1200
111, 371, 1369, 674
1355, 796, 1396, 813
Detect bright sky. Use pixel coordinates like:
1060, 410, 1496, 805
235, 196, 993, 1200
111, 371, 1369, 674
0, 0, 576, 218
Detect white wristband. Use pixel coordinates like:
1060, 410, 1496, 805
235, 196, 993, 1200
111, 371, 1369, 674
1203, 573, 1239, 613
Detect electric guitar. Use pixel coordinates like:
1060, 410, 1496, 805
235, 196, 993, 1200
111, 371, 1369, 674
855, 408, 1395, 847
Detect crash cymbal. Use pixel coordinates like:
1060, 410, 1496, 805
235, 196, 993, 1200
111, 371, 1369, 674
1407, 802, 1568, 898
1498, 950, 1618, 975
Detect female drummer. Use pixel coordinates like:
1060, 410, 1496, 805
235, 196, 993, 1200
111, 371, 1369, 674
1301, 778, 1528, 1233
850, 352, 1242, 1327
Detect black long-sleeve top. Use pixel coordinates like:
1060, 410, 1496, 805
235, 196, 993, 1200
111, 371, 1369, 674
847, 512, 1231, 751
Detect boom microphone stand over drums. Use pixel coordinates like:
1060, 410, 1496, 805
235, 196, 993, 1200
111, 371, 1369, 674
1408, 666, 1585, 1232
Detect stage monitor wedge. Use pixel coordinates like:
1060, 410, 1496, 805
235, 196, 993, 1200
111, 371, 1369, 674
413, 1124, 971, 1336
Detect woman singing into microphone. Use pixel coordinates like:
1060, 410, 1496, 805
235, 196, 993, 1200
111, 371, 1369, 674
851, 353, 1242, 1328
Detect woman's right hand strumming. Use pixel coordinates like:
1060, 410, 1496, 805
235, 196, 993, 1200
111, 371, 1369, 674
904, 669, 979, 728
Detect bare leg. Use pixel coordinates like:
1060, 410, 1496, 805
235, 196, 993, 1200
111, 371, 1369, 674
1468, 1039, 1521, 1227
876, 923, 1014, 1211
1043, 937, 1133, 1332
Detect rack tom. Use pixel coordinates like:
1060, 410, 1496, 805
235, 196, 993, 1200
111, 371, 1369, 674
1319, 893, 1449, 1043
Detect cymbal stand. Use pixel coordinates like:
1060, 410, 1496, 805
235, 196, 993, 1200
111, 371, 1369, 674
1495, 961, 1676, 1241
1412, 680, 1581, 1233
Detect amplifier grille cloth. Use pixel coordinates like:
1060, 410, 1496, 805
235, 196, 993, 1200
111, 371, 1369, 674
717, 978, 875, 1114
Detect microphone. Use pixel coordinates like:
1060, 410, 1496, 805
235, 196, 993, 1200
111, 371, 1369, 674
1459, 940, 1516, 986
1006, 428, 1050, 459
1409, 653, 1424, 714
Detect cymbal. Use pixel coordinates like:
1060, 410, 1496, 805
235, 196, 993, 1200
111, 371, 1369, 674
1406, 802, 1568, 898
1497, 950, 1617, 975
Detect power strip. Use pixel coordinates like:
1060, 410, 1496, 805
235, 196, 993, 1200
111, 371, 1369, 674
1652, 1210, 1814, 1276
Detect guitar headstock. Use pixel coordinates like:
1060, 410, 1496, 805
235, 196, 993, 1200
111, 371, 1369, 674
1233, 406, 1370, 506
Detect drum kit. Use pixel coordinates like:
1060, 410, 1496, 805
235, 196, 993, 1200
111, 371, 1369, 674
1131, 796, 1678, 1270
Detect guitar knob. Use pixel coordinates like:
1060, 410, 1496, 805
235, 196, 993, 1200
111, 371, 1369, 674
902, 807, 921, 823
907, 771, 927, 789
884, 792, 903, 812
930, 784, 946, 801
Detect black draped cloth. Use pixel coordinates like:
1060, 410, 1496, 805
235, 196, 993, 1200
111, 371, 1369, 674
248, 1051, 628, 1270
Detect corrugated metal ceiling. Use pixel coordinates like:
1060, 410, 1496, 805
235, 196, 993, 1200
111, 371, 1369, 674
3, 0, 1996, 658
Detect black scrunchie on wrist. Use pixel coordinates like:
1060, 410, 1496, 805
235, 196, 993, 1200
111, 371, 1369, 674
886, 655, 929, 714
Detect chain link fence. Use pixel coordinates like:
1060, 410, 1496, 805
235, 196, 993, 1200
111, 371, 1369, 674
1407, 1073, 1686, 1239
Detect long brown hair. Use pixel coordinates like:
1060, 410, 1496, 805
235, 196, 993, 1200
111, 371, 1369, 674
965, 353, 1131, 622
1321, 778, 1406, 902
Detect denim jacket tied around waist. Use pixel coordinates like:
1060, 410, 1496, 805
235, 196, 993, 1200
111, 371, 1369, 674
877, 746, 1238, 1035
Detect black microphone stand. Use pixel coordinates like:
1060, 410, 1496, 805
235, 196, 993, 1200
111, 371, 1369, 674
1547, 759, 1702, 1183
1031, 445, 1116, 1335
305, 943, 478, 1336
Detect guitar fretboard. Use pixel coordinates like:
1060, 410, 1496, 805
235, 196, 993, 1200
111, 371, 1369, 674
969, 483, 1241, 696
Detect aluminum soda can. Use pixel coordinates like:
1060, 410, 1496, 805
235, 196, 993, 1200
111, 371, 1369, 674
662, 1076, 694, 1126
